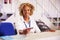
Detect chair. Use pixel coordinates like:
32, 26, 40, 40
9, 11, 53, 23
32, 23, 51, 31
0, 22, 16, 36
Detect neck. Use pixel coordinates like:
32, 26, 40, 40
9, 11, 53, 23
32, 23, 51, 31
23, 16, 30, 22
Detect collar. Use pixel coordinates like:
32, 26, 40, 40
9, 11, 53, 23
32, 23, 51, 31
21, 16, 32, 22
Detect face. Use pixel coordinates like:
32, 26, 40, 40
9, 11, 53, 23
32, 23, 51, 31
22, 6, 31, 17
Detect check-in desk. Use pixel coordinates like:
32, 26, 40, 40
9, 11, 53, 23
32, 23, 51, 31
0, 30, 60, 40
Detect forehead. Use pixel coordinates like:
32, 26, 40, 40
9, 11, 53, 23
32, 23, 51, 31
23, 6, 31, 10
23, 5, 30, 8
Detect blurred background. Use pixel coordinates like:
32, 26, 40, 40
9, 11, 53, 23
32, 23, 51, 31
0, 0, 60, 31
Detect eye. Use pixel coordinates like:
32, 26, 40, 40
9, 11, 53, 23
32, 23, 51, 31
28, 9, 30, 11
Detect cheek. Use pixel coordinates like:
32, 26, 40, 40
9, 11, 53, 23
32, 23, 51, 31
22, 11, 26, 14
28, 10, 31, 14
29, 11, 31, 15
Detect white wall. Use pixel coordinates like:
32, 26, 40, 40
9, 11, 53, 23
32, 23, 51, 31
1, 0, 59, 29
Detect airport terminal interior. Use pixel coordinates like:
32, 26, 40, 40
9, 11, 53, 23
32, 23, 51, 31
0, 0, 60, 40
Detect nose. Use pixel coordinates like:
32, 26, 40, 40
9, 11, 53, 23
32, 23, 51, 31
25, 10, 28, 14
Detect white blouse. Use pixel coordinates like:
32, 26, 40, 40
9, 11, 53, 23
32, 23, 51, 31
15, 16, 41, 34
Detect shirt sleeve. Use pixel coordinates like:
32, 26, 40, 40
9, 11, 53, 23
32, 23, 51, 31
15, 19, 25, 35
32, 20, 41, 33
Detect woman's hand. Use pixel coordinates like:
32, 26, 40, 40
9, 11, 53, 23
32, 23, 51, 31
19, 28, 32, 35
49, 30, 55, 32
23, 28, 31, 35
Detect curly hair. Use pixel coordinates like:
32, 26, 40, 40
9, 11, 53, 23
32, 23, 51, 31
19, 3, 35, 16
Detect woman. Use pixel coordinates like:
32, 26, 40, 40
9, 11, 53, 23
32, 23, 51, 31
16, 3, 41, 35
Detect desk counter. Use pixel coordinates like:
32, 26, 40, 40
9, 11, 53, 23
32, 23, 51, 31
0, 30, 60, 40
